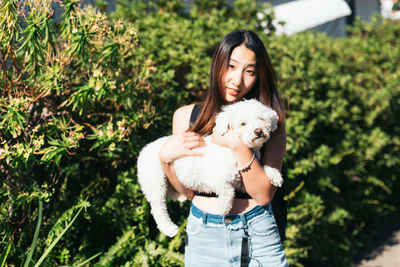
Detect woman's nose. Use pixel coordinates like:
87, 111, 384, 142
231, 71, 242, 86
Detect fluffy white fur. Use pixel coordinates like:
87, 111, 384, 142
137, 99, 283, 237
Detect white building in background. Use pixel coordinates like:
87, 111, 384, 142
260, 0, 382, 37
261, 0, 352, 36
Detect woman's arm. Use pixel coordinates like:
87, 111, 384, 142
159, 104, 205, 200
211, 121, 286, 206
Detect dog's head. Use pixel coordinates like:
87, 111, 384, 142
213, 99, 278, 150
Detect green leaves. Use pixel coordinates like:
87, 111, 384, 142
17, 0, 54, 73
0, 0, 20, 45
268, 19, 400, 265
1, 1, 150, 265
0, 97, 28, 138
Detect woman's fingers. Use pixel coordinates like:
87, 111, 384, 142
184, 133, 204, 141
182, 132, 205, 147
183, 149, 203, 157
184, 140, 205, 150
184, 135, 203, 143
183, 132, 200, 138
182, 133, 205, 156
160, 132, 205, 163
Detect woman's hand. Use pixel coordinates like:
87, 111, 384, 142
159, 132, 205, 165
211, 129, 245, 151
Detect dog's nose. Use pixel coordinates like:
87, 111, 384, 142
254, 128, 263, 137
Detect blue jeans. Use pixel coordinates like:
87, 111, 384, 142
184, 203, 289, 267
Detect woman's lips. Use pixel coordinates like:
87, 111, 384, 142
227, 88, 239, 96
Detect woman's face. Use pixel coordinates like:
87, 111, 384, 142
221, 45, 258, 103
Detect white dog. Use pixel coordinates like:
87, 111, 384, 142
137, 99, 283, 237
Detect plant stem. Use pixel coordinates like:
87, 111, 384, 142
23, 198, 43, 267
33, 204, 84, 267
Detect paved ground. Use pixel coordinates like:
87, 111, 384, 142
354, 220, 400, 267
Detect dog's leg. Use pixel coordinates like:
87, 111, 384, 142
167, 183, 187, 202
137, 137, 179, 237
263, 166, 283, 187
215, 184, 236, 215
149, 196, 180, 237
145, 180, 179, 237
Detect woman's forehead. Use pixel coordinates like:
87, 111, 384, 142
230, 45, 256, 66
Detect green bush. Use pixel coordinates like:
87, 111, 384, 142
0, 0, 161, 265
268, 17, 400, 265
1, 0, 399, 265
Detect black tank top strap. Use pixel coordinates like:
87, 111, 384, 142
189, 103, 202, 128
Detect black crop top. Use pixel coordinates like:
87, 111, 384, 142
194, 190, 252, 199
189, 104, 252, 199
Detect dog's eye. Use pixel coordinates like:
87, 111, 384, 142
241, 122, 246, 126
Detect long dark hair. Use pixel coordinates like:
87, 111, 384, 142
191, 30, 285, 135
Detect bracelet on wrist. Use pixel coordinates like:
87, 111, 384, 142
238, 153, 255, 173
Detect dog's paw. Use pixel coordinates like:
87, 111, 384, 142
168, 192, 187, 202
177, 195, 187, 202
264, 166, 283, 187
161, 225, 179, 237
219, 208, 231, 215
217, 203, 232, 215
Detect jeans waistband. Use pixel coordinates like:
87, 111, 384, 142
190, 202, 269, 226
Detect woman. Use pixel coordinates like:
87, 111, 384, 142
159, 30, 288, 266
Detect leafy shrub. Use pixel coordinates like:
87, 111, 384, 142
268, 17, 400, 265
1, 0, 159, 265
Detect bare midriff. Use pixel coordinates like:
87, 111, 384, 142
192, 196, 260, 215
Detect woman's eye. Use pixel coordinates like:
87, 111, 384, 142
241, 122, 246, 126
247, 70, 255, 75
228, 64, 235, 69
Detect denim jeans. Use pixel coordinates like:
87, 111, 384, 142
184, 203, 289, 267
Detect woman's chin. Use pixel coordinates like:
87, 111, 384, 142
225, 94, 242, 103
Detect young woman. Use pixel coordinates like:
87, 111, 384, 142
159, 30, 289, 266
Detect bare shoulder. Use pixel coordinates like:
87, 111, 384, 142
172, 104, 196, 134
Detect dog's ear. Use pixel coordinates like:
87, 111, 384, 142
214, 110, 231, 135
267, 109, 279, 132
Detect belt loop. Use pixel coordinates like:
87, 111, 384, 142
266, 202, 271, 212
240, 213, 248, 229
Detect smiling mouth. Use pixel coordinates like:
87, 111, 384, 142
227, 88, 239, 96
